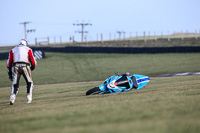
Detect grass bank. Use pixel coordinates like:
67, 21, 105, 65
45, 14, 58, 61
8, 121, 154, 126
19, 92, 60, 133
0, 53, 200, 86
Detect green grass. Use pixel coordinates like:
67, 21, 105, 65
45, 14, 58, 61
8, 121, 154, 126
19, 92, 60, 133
0, 46, 14, 53
0, 52, 200, 133
0, 53, 200, 86
0, 75, 200, 133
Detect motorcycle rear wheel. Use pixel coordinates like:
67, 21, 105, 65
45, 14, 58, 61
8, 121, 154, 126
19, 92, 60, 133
86, 87, 101, 95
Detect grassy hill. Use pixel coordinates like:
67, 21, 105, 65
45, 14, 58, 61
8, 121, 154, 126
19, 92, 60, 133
0, 53, 200, 86
1, 35, 200, 50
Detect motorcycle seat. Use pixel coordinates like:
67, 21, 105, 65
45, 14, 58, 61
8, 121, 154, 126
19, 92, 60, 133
131, 76, 138, 89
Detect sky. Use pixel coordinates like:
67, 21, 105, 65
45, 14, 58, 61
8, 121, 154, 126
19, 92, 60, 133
0, 0, 200, 46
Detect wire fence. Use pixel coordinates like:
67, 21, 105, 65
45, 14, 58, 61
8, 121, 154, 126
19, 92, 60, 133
35, 30, 200, 45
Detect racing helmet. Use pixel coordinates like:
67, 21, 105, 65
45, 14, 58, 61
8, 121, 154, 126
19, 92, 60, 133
19, 39, 29, 46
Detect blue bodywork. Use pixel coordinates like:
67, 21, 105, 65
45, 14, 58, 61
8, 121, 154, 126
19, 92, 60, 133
98, 74, 150, 94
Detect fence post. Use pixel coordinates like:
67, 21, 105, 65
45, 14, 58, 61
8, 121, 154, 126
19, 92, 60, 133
84, 35, 87, 44
47, 37, 50, 45
173, 31, 176, 39
72, 36, 75, 43
181, 30, 184, 40
118, 32, 121, 40
144, 31, 146, 42
154, 32, 157, 41
35, 38, 37, 46
54, 36, 56, 44
195, 30, 197, 40
168, 31, 170, 41
195, 30, 198, 40
60, 36, 62, 44
148, 31, 150, 39
199, 30, 200, 37
186, 30, 188, 38
136, 32, 138, 40
69, 36, 72, 44
101, 33, 104, 44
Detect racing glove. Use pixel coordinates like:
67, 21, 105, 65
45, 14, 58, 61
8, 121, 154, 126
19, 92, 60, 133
9, 75, 13, 81
31, 66, 35, 71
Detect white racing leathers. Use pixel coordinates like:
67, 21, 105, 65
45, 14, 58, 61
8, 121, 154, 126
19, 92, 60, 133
7, 45, 37, 99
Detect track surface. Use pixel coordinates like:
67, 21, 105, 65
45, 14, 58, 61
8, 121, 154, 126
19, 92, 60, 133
152, 72, 200, 77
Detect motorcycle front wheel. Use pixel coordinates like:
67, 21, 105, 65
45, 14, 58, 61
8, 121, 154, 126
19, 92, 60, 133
86, 87, 101, 95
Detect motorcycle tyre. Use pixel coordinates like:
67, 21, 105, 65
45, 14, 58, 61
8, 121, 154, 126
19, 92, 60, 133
86, 87, 101, 95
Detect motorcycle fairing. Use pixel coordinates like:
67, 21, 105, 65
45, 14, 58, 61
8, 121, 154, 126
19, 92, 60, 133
98, 75, 134, 93
97, 74, 150, 94
132, 74, 150, 90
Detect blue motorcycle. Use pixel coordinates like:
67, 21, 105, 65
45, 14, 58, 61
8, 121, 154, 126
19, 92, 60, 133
86, 73, 150, 95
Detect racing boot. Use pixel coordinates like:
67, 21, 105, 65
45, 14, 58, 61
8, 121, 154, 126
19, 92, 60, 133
9, 94, 16, 105
26, 93, 32, 104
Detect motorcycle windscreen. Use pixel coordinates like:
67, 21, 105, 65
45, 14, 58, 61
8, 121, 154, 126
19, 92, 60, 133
116, 75, 130, 89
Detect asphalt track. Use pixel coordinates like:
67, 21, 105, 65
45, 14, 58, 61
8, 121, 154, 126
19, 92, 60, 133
152, 72, 200, 77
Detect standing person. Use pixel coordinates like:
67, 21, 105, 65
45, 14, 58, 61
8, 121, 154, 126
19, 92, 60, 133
7, 39, 37, 105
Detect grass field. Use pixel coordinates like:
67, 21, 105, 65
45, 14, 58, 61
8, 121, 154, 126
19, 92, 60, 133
0, 53, 200, 133
0, 75, 200, 133
0, 53, 200, 86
